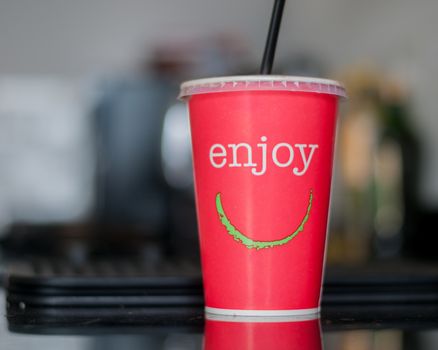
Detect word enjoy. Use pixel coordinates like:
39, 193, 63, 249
209, 136, 319, 176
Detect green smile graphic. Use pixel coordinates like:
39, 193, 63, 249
215, 190, 313, 250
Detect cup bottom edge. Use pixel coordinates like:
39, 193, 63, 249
205, 307, 320, 322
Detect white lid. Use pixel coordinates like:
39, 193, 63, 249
179, 75, 346, 100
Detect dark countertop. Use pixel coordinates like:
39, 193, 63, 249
4, 258, 438, 349
2, 289, 438, 350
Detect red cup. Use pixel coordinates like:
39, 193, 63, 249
180, 76, 345, 316
204, 318, 322, 350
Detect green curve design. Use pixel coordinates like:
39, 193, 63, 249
215, 190, 313, 250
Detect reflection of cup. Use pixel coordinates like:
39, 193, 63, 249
180, 76, 345, 316
204, 318, 322, 350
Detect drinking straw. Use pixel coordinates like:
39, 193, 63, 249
260, 0, 286, 74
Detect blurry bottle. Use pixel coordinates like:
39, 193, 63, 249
336, 71, 381, 263
331, 69, 421, 263
372, 80, 420, 258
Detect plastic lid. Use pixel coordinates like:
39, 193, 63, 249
179, 75, 346, 100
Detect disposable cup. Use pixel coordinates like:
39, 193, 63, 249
180, 75, 345, 316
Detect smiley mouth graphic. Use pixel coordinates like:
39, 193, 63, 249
215, 190, 313, 250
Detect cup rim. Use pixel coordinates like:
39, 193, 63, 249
179, 75, 346, 100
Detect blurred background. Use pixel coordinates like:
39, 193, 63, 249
0, 0, 438, 348
1, 0, 437, 261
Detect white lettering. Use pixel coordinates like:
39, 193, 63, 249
210, 144, 227, 168
293, 144, 319, 176
252, 136, 267, 176
209, 138, 319, 176
272, 142, 294, 167
228, 143, 256, 168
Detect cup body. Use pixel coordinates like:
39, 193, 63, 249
181, 76, 345, 316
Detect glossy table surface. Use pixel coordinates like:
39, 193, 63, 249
2, 290, 438, 350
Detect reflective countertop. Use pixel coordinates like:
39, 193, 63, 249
2, 290, 438, 350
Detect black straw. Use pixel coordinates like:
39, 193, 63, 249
260, 0, 286, 74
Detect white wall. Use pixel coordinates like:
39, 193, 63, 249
1, 0, 438, 205
0, 0, 270, 76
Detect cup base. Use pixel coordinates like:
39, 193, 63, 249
205, 306, 320, 321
